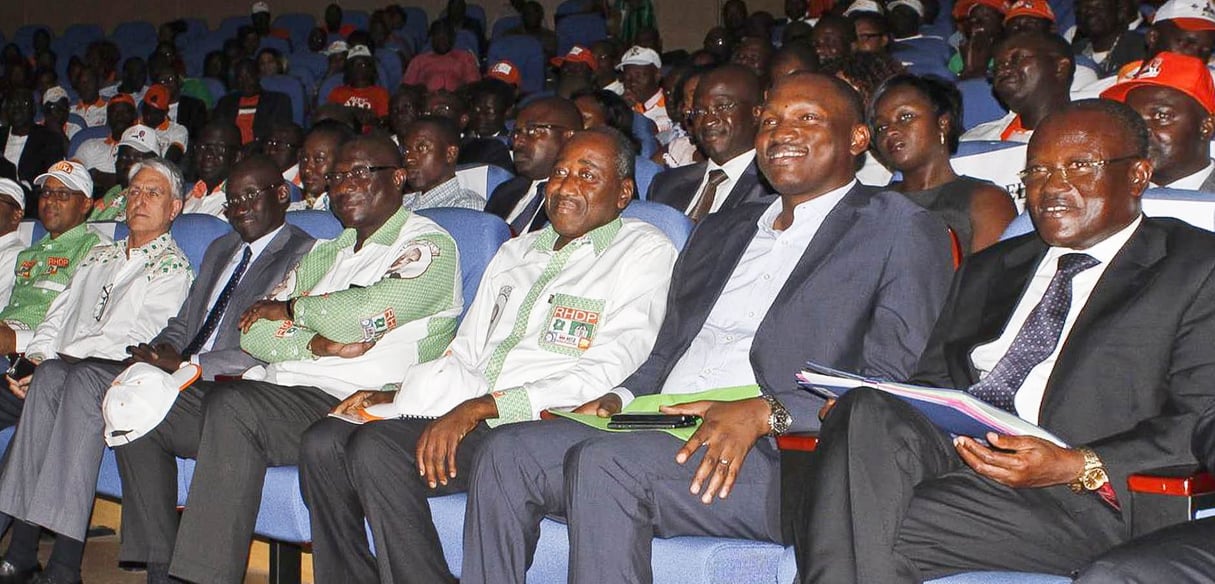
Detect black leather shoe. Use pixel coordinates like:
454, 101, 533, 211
0, 560, 41, 584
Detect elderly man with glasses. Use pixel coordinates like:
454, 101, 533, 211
114, 135, 464, 584
0, 157, 193, 584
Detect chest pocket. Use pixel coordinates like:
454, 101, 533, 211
538, 293, 606, 357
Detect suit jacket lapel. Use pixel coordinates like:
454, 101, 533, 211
683, 206, 763, 337
766, 185, 866, 311
1040, 221, 1165, 418
720, 163, 763, 209
670, 163, 706, 212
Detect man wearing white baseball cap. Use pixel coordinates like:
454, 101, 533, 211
90, 124, 159, 222
0, 179, 27, 309
618, 45, 672, 133
887, 0, 927, 39
39, 87, 82, 143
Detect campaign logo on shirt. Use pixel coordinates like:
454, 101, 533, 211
46, 256, 69, 274
540, 294, 605, 356
387, 240, 440, 279
360, 307, 397, 342
343, 96, 373, 110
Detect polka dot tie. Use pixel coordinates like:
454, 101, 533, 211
967, 253, 1100, 414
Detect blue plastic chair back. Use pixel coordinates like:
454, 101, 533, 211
492, 16, 523, 39
68, 126, 109, 158
218, 16, 252, 39
556, 0, 593, 17
170, 214, 234, 272
488, 36, 545, 94
415, 208, 510, 320
288, 67, 317, 100
631, 112, 659, 158
286, 210, 344, 240
455, 163, 516, 201
14, 25, 52, 56
556, 14, 607, 56
261, 75, 306, 125
200, 78, 228, 105
317, 74, 343, 104
999, 211, 1034, 241
402, 6, 430, 49
620, 200, 693, 251
441, 4, 487, 30
376, 50, 404, 86
957, 78, 1007, 131
906, 61, 956, 81
455, 29, 481, 55
289, 51, 329, 81
634, 157, 662, 200
181, 18, 209, 41
258, 36, 292, 56
892, 36, 951, 65
344, 10, 371, 31
273, 13, 317, 49
63, 24, 104, 48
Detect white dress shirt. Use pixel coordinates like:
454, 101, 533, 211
504, 179, 546, 226
683, 150, 756, 216
638, 90, 673, 134
3, 134, 26, 170
385, 218, 678, 421
1157, 161, 1215, 191
960, 112, 1029, 143
194, 224, 284, 355
969, 216, 1142, 424
25, 233, 193, 362
183, 181, 228, 218
0, 231, 25, 309
640, 181, 854, 399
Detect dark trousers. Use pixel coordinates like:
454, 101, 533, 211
113, 379, 338, 584
1074, 517, 1215, 583
794, 388, 1127, 584
299, 417, 489, 584
462, 418, 782, 584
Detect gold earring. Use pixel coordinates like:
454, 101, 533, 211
939, 132, 946, 145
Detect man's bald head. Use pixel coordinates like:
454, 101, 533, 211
512, 98, 583, 180
523, 97, 584, 130
343, 134, 405, 168
776, 71, 865, 125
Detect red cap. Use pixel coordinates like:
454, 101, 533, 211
109, 94, 136, 108
142, 84, 171, 111
953, 0, 1008, 20
1101, 52, 1215, 114
1004, 0, 1055, 23
487, 60, 521, 87
551, 45, 599, 71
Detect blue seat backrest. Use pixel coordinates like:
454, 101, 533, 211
556, 14, 607, 56
441, 4, 487, 29
487, 36, 546, 95
200, 79, 228, 106
171, 214, 234, 272
634, 157, 662, 200
14, 25, 51, 56
402, 7, 431, 50
317, 74, 342, 104
556, 0, 593, 17
261, 75, 306, 125
416, 208, 510, 320
273, 13, 317, 49
620, 200, 692, 250
68, 126, 109, 159
344, 10, 371, 31
62, 24, 104, 48
455, 29, 481, 56
892, 37, 951, 65
455, 163, 516, 202
286, 210, 344, 240
258, 36, 292, 56
492, 16, 523, 39
289, 51, 329, 81
181, 18, 209, 41
957, 78, 1007, 131
377, 50, 404, 86
218, 16, 252, 40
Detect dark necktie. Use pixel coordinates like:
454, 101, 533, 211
967, 253, 1100, 414
690, 169, 729, 222
509, 181, 547, 236
183, 246, 253, 358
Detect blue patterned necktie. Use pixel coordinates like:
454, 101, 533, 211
967, 253, 1100, 414
509, 181, 547, 236
183, 246, 253, 358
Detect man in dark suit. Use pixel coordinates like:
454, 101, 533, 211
795, 99, 1215, 583
153, 65, 207, 142
0, 155, 314, 584
212, 58, 293, 146
0, 88, 67, 215
1074, 401, 1215, 583
460, 73, 955, 584
647, 64, 775, 220
484, 97, 582, 235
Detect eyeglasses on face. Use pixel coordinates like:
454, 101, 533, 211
222, 181, 283, 211
324, 165, 399, 186
1017, 155, 1140, 186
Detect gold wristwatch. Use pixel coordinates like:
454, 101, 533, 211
760, 394, 792, 437
1068, 447, 1109, 493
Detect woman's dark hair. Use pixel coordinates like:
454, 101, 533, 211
571, 89, 641, 154
868, 73, 963, 154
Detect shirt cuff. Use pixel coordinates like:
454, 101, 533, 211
11, 329, 32, 353
487, 387, 533, 427
189, 354, 200, 365
610, 386, 635, 408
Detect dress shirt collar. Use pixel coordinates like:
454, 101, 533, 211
643, 90, 664, 112
125, 232, 174, 257
1157, 160, 1214, 190
532, 217, 623, 256
1044, 214, 1143, 266
42, 222, 91, 247
334, 206, 411, 249
0, 231, 20, 249
707, 149, 756, 185
757, 179, 855, 235
244, 223, 285, 260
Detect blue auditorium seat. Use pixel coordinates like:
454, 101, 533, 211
67, 126, 109, 159
492, 15, 523, 40
401, 6, 431, 50
13, 25, 51, 56
170, 214, 236, 272
288, 51, 328, 82
634, 156, 662, 200
217, 15, 252, 40
487, 35, 546, 94
556, 13, 607, 56
260, 74, 307, 125
376, 49, 404, 86
343, 9, 371, 31
631, 112, 660, 160
257, 36, 292, 56
957, 78, 1008, 131
455, 163, 515, 202
621, 199, 692, 250
416, 208, 510, 321
273, 13, 316, 50
62, 24, 104, 49
285, 209, 343, 240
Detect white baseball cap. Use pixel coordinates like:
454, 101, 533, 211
324, 41, 349, 56
1154, 0, 1215, 31
251, 1, 271, 14
34, 160, 93, 195
103, 363, 201, 447
120, 124, 159, 154
42, 86, 68, 105
347, 44, 373, 59
0, 179, 25, 211
617, 45, 662, 71
889, 0, 926, 17
843, 0, 886, 15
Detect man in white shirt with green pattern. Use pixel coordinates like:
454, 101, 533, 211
299, 127, 679, 583
113, 135, 464, 584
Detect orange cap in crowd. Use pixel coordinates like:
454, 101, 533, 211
487, 60, 521, 87
142, 84, 171, 111
953, 0, 1008, 20
551, 45, 598, 71
109, 94, 136, 108
1101, 52, 1215, 115
1004, 0, 1055, 23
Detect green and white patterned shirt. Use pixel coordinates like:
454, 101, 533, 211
0, 223, 104, 351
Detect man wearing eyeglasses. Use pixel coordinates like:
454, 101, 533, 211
263, 122, 305, 189
184, 122, 243, 218
649, 65, 775, 221
795, 99, 1215, 582
113, 135, 463, 584
401, 116, 486, 211
485, 97, 582, 235
0, 158, 192, 584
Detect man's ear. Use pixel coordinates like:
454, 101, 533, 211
445, 144, 460, 165
1200, 113, 1215, 142
849, 123, 871, 156
1128, 157, 1153, 196
274, 182, 290, 204
617, 177, 635, 208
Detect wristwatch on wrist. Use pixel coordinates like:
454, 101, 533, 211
759, 394, 792, 437
1069, 447, 1110, 493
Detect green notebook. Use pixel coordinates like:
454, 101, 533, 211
548, 385, 762, 441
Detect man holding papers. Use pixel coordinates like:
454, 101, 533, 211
461, 72, 955, 584
796, 99, 1215, 583
298, 127, 679, 583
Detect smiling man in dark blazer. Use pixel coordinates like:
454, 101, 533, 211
460, 72, 954, 584
646, 64, 776, 220
796, 99, 1215, 583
